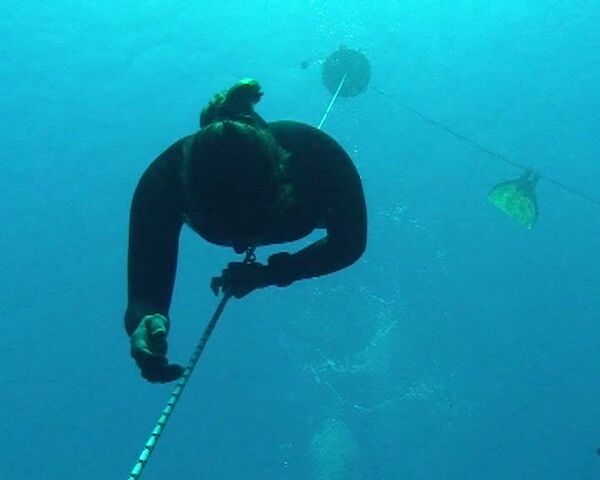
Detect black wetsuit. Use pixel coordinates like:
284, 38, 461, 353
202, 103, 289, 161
125, 121, 367, 335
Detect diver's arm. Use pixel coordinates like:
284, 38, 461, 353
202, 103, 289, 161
124, 147, 184, 336
267, 149, 367, 285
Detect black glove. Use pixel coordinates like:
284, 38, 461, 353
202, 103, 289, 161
130, 314, 184, 383
211, 261, 270, 298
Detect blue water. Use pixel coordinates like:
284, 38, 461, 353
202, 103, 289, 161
1, 1, 599, 479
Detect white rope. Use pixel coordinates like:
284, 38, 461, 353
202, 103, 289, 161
127, 293, 231, 479
317, 74, 348, 130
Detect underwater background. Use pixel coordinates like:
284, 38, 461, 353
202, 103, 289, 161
1, 1, 599, 478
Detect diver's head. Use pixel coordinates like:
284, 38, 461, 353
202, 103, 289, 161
182, 80, 294, 241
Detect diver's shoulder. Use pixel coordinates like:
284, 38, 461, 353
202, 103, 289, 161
158, 135, 194, 160
143, 135, 194, 186
268, 121, 346, 154
269, 120, 326, 138
149, 135, 194, 172
269, 120, 316, 131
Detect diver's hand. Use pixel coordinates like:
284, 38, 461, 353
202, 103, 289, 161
130, 314, 184, 383
211, 261, 269, 298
